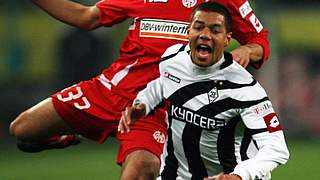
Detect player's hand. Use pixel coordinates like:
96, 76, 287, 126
204, 174, 242, 180
230, 45, 251, 68
118, 103, 146, 133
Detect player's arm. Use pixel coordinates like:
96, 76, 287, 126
230, 43, 263, 68
118, 103, 147, 133
226, 0, 270, 68
31, 0, 101, 30
118, 76, 164, 133
233, 100, 289, 179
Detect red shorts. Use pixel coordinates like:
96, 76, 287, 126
51, 77, 167, 164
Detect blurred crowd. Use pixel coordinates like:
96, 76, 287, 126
278, 52, 320, 136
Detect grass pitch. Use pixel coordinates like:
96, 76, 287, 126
1, 138, 319, 180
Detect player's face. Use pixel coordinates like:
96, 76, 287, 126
188, 11, 232, 67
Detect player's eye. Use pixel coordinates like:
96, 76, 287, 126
210, 26, 221, 33
209, 24, 224, 34
192, 23, 204, 31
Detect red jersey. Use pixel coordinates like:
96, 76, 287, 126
96, 0, 269, 100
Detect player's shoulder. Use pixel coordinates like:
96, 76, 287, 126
223, 57, 255, 84
159, 43, 189, 70
214, 0, 249, 7
223, 61, 267, 95
214, 0, 254, 17
161, 43, 188, 59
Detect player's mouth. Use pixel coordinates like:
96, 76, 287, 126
196, 44, 212, 59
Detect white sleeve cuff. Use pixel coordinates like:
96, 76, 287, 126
133, 98, 151, 115
231, 166, 251, 180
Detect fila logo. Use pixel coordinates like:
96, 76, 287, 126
207, 87, 218, 103
182, 0, 197, 8
164, 71, 181, 83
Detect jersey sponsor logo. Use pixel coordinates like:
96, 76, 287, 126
170, 104, 226, 130
249, 14, 263, 33
263, 113, 282, 133
153, 131, 166, 143
140, 19, 189, 41
208, 87, 218, 103
250, 101, 273, 117
239, 1, 253, 18
164, 71, 181, 83
182, 0, 197, 8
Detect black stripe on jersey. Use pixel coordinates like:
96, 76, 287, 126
217, 78, 257, 90
168, 78, 258, 107
217, 116, 241, 173
160, 44, 187, 62
240, 128, 251, 161
200, 97, 269, 118
168, 80, 218, 105
182, 124, 208, 179
220, 52, 233, 69
161, 126, 179, 180
247, 128, 268, 135
239, 128, 267, 161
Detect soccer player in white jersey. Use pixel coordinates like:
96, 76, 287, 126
119, 2, 289, 180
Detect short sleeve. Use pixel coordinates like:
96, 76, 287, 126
96, 0, 143, 26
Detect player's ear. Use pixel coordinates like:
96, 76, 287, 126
225, 32, 232, 47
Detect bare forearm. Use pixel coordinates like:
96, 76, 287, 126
31, 0, 100, 30
244, 43, 264, 64
231, 43, 264, 68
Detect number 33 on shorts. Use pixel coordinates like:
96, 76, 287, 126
57, 85, 91, 110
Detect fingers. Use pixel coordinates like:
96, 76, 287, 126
204, 174, 241, 180
117, 104, 146, 134
204, 172, 223, 180
234, 58, 249, 68
118, 107, 132, 134
230, 46, 250, 68
122, 108, 131, 132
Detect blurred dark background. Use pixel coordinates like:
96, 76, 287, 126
0, 1, 320, 179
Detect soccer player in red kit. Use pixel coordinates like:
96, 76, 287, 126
10, 0, 269, 179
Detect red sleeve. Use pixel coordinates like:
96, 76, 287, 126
216, 0, 270, 68
95, 0, 142, 27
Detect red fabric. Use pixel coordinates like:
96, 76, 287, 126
51, 79, 167, 164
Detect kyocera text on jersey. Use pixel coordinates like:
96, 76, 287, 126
170, 104, 226, 130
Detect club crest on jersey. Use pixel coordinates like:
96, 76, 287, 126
153, 131, 166, 144
208, 87, 218, 103
182, 0, 197, 8
164, 72, 181, 83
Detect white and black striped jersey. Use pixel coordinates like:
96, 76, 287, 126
135, 44, 289, 180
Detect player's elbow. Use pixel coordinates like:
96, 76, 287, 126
77, 7, 100, 31
281, 146, 290, 165
275, 143, 290, 165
